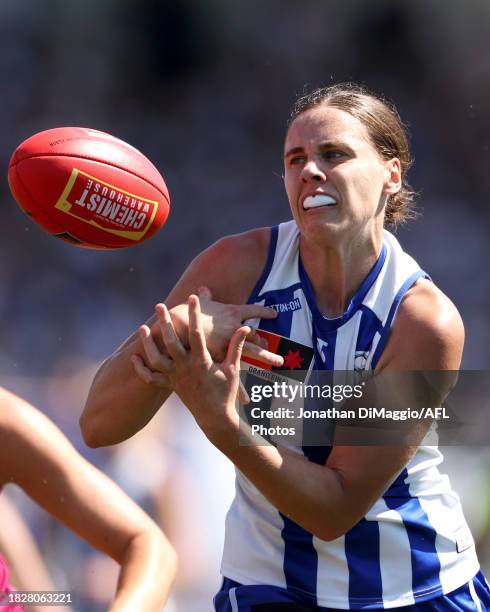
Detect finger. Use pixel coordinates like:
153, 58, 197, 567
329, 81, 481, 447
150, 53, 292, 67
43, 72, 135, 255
238, 378, 250, 405
131, 353, 153, 383
187, 295, 213, 364
225, 325, 250, 368
238, 304, 278, 321
155, 303, 187, 360
197, 286, 212, 302
138, 325, 176, 370
131, 354, 173, 386
242, 341, 284, 367
246, 328, 269, 349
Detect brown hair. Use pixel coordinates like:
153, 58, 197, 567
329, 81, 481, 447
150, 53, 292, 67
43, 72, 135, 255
288, 83, 417, 226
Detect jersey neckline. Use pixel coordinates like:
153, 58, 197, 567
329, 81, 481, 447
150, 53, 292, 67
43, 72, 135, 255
298, 242, 387, 333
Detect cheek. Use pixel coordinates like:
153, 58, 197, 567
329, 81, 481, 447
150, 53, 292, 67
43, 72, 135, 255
283, 172, 298, 200
347, 165, 384, 198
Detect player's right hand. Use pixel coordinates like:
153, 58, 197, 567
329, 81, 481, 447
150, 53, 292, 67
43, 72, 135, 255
170, 287, 284, 366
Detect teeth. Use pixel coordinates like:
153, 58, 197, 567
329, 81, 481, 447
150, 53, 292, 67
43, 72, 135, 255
303, 195, 337, 209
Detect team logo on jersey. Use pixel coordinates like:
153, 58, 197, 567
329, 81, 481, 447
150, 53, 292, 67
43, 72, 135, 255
354, 350, 369, 372
317, 338, 329, 364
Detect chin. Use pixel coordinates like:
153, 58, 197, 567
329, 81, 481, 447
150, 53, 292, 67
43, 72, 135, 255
300, 218, 346, 243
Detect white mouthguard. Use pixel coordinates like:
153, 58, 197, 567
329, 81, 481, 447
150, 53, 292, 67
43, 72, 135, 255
303, 194, 337, 209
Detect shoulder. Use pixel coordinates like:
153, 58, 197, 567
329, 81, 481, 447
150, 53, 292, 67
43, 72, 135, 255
0, 389, 71, 483
166, 226, 272, 305
0, 387, 55, 447
375, 277, 464, 371
203, 226, 270, 266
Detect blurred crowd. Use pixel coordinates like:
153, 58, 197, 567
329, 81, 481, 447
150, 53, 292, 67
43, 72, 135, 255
0, 1, 489, 609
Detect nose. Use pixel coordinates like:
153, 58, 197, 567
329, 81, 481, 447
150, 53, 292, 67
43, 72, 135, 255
301, 160, 326, 183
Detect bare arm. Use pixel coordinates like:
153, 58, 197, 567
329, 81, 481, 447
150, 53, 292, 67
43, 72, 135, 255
143, 280, 464, 540
0, 389, 177, 611
79, 228, 280, 447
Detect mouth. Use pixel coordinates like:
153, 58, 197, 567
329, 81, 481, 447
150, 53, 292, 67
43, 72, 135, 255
302, 194, 337, 210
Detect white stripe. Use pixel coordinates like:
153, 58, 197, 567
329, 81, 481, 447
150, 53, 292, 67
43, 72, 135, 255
469, 577, 483, 612
365, 331, 381, 369
229, 586, 239, 612
364, 231, 421, 325
413, 481, 479, 596
262, 221, 299, 292
315, 534, 350, 608
333, 312, 361, 369
291, 288, 313, 346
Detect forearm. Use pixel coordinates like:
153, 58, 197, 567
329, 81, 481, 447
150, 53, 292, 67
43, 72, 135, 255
80, 348, 170, 447
80, 308, 188, 447
110, 530, 177, 612
211, 423, 353, 541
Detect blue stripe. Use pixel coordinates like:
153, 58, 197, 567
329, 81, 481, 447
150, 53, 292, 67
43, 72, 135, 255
258, 289, 300, 335
280, 415, 332, 599
371, 270, 426, 369
356, 306, 383, 352
248, 225, 279, 303
215, 571, 490, 610
282, 387, 332, 599
383, 468, 443, 600
215, 577, 330, 609
214, 578, 240, 612
280, 328, 336, 599
280, 514, 318, 603
345, 519, 383, 608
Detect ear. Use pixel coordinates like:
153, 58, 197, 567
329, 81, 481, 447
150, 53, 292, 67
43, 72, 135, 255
383, 158, 402, 195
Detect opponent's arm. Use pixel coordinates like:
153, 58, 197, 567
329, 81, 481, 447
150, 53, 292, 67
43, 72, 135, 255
143, 281, 463, 541
80, 229, 280, 447
0, 494, 64, 612
0, 389, 177, 611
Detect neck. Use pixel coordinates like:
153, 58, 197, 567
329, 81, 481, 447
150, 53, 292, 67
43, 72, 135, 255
299, 230, 383, 317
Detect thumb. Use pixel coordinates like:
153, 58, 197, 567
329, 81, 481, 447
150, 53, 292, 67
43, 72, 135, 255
225, 325, 250, 368
197, 286, 212, 302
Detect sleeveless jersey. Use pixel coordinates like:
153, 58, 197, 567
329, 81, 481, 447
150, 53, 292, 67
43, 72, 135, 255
0, 552, 23, 612
220, 220, 479, 609
0, 553, 8, 593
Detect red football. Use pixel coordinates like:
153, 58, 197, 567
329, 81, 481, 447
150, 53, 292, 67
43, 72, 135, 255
8, 127, 170, 249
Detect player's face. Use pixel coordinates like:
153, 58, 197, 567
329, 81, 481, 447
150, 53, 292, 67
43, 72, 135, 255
284, 104, 400, 245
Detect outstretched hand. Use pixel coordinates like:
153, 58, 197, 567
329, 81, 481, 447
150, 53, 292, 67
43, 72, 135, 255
131, 286, 282, 403
191, 286, 282, 364
132, 295, 249, 438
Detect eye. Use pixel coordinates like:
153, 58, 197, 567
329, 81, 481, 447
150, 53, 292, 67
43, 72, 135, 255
322, 150, 345, 160
288, 155, 306, 166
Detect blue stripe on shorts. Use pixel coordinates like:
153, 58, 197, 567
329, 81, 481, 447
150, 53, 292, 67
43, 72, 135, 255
214, 570, 490, 611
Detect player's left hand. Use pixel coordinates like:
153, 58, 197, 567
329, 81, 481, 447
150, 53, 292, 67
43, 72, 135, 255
132, 295, 248, 439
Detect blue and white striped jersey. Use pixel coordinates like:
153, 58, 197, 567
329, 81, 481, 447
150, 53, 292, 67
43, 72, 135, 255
221, 220, 479, 609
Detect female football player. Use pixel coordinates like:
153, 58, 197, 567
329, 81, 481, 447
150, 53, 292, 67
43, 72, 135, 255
81, 83, 490, 610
